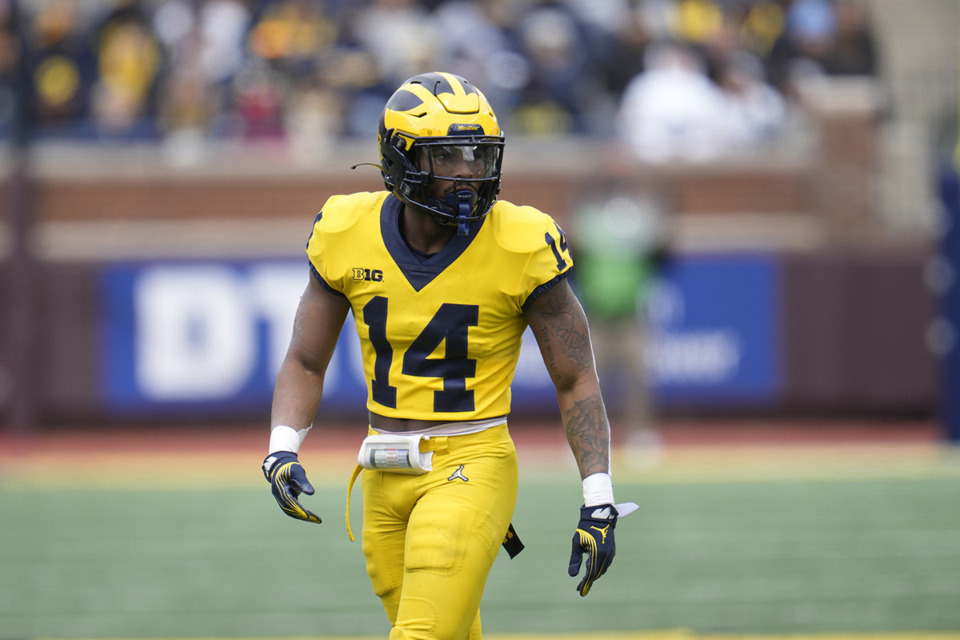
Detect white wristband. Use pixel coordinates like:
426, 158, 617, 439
582, 472, 614, 507
268, 425, 312, 454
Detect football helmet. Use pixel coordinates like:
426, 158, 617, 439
378, 72, 505, 233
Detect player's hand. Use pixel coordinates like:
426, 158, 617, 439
568, 504, 618, 596
262, 452, 322, 524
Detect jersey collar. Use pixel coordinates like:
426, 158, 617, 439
381, 195, 486, 292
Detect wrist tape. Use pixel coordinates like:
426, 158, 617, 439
582, 472, 614, 507
269, 425, 312, 454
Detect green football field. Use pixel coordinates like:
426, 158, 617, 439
1, 433, 959, 640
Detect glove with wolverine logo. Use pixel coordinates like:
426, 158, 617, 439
262, 451, 322, 524
568, 504, 619, 596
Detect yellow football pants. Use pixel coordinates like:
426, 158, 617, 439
360, 423, 519, 640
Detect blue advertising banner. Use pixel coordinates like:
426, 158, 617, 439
101, 261, 315, 414
100, 253, 782, 416
647, 253, 782, 404
937, 158, 960, 442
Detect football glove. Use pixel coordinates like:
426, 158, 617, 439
568, 503, 619, 596
262, 451, 322, 524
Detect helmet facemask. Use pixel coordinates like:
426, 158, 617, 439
391, 134, 504, 234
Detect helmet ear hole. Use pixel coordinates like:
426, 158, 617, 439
378, 128, 409, 187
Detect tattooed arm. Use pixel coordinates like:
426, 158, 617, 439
525, 278, 611, 479
527, 279, 627, 597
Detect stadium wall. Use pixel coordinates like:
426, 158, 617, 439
0, 232, 939, 427
0, 85, 944, 427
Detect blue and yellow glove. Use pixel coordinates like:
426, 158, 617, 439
568, 504, 619, 596
262, 451, 322, 524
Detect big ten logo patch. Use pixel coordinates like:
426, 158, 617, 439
353, 268, 383, 282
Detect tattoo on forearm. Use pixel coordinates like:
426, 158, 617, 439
537, 287, 593, 375
563, 394, 610, 475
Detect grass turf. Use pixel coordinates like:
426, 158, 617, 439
2, 448, 959, 639
0, 462, 960, 639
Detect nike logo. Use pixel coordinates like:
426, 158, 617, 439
447, 465, 469, 482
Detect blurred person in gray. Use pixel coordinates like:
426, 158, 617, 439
717, 50, 785, 151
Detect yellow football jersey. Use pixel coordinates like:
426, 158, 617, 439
306, 191, 572, 420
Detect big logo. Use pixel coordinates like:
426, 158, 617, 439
353, 268, 383, 282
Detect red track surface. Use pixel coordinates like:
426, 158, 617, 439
0, 417, 944, 457
0, 417, 949, 491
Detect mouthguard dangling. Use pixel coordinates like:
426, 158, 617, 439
454, 191, 473, 236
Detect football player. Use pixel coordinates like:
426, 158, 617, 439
262, 71, 634, 639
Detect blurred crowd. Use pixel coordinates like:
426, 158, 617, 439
0, 0, 880, 160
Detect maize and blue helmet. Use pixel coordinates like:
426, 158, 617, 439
378, 72, 505, 233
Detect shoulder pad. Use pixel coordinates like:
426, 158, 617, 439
488, 200, 563, 254
317, 191, 387, 233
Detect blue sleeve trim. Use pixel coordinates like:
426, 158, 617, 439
305, 211, 323, 250
521, 270, 570, 312
310, 262, 346, 298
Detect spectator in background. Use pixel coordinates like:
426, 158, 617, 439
89, 0, 163, 139
230, 59, 287, 140
821, 0, 879, 77
158, 69, 216, 162
245, 0, 338, 76
0, 0, 18, 138
429, 0, 528, 118
766, 0, 836, 95
330, 0, 439, 136
253, 0, 351, 153
512, 3, 613, 136
7, 0, 828, 150
284, 69, 341, 158
350, 0, 438, 93
511, 6, 580, 136
25, 0, 95, 137
636, 0, 681, 41
766, 0, 880, 101
154, 2, 217, 158
313, 46, 382, 139
194, 0, 252, 91
152, 0, 252, 138
738, 0, 789, 60
599, 4, 653, 103
718, 50, 785, 150
616, 40, 729, 162
673, 0, 724, 47
696, 3, 747, 84
571, 176, 669, 457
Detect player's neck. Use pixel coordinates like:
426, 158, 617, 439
400, 207, 455, 256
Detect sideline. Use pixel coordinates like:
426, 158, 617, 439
2, 420, 955, 490
3, 441, 959, 490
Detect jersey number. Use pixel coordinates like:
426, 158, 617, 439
362, 296, 479, 412
546, 223, 569, 271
